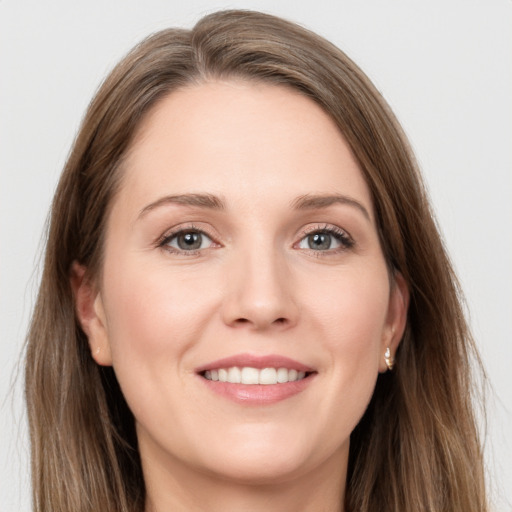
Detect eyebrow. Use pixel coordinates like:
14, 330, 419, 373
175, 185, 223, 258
137, 192, 370, 221
138, 193, 225, 219
291, 194, 371, 221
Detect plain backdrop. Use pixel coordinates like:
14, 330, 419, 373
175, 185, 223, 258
1, 1, 511, 510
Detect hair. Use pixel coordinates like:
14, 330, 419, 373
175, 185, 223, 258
25, 9, 487, 512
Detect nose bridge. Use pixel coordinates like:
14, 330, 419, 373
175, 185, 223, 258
222, 236, 297, 330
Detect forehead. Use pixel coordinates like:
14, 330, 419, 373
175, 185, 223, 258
118, 80, 373, 218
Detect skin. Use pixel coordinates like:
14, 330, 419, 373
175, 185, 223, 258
73, 81, 408, 512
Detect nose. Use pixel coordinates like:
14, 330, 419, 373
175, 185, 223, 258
221, 247, 299, 331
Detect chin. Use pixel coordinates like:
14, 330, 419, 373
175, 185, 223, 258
190, 427, 338, 485
201, 453, 310, 486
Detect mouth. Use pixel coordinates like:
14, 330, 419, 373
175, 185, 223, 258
195, 354, 316, 404
201, 366, 311, 385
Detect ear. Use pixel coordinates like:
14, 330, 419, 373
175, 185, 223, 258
379, 271, 409, 373
70, 262, 113, 366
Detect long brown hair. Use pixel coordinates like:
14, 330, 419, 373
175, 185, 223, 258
25, 10, 487, 512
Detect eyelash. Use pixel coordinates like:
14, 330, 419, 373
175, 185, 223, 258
157, 224, 217, 256
297, 224, 355, 255
157, 223, 355, 256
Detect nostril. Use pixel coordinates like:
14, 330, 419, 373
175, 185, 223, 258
232, 316, 288, 328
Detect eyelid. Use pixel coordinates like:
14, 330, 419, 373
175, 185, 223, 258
300, 223, 351, 238
294, 223, 355, 252
156, 223, 220, 254
155, 222, 354, 256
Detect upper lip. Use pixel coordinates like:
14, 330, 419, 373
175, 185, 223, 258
195, 353, 314, 374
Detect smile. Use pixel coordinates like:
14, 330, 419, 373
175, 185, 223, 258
196, 354, 316, 404
203, 367, 308, 385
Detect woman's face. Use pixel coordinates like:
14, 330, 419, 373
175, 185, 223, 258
79, 81, 407, 488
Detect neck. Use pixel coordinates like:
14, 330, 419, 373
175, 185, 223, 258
142, 448, 347, 512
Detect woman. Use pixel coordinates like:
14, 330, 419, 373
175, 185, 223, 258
25, 9, 487, 512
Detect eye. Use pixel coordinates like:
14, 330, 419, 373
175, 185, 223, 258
161, 229, 215, 253
297, 226, 354, 252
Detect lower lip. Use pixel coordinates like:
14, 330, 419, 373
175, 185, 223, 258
199, 375, 315, 405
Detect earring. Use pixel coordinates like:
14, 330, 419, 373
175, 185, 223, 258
384, 347, 395, 371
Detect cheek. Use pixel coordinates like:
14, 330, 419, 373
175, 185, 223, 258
103, 258, 217, 349
306, 266, 389, 415
99, 257, 225, 428
310, 264, 390, 351
99, 257, 223, 406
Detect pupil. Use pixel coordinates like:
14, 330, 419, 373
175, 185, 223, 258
308, 233, 331, 250
178, 232, 201, 250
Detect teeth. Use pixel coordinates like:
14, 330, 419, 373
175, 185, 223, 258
277, 367, 288, 383
203, 367, 308, 385
259, 367, 277, 385
228, 367, 241, 383
241, 367, 259, 384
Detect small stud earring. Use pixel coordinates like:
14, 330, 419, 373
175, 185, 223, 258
384, 347, 395, 371
94, 347, 100, 356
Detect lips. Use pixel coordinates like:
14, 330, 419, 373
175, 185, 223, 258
196, 353, 316, 405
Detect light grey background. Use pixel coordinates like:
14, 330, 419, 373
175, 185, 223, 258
1, 1, 511, 510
